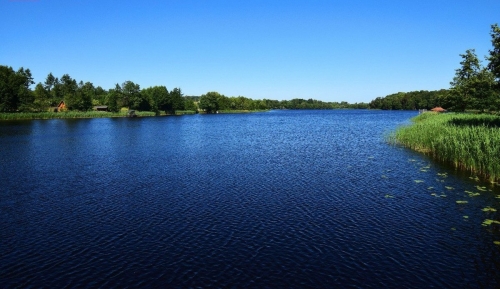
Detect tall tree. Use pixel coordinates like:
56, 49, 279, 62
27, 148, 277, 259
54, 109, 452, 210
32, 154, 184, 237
16, 68, 35, 112
60, 74, 78, 109
199, 91, 223, 113
170, 87, 184, 111
487, 24, 500, 86
44, 72, 56, 92
121, 81, 143, 109
0, 65, 21, 111
449, 49, 482, 111
33, 83, 51, 111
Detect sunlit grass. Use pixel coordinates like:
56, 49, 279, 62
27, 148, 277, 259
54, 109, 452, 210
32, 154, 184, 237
390, 112, 500, 183
0, 111, 157, 120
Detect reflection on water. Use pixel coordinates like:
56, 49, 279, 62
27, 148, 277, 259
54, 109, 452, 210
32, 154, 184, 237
0, 110, 499, 288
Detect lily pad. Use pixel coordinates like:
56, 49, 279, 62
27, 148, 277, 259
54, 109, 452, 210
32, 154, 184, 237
414, 180, 424, 183
463, 216, 469, 219
494, 241, 500, 245
427, 187, 434, 190
482, 219, 500, 226
456, 201, 468, 204
385, 194, 394, 198
482, 207, 497, 212
445, 186, 454, 190
477, 186, 487, 191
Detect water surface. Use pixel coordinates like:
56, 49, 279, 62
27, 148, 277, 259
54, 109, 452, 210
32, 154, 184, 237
1, 110, 499, 288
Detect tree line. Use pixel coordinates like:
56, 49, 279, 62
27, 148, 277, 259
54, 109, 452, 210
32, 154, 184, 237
0, 67, 368, 114
370, 24, 500, 112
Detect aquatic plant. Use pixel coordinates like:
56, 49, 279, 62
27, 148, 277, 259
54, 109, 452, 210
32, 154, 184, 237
390, 113, 500, 183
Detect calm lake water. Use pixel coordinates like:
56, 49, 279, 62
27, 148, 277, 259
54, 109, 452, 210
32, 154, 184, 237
1, 110, 500, 288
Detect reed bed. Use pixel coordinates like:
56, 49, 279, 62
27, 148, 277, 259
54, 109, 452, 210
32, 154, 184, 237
0, 111, 156, 120
389, 112, 500, 183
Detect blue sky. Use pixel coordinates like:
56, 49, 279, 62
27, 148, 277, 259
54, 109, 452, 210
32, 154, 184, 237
1, 0, 499, 103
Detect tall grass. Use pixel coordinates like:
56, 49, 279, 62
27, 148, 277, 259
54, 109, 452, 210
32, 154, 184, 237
0, 111, 156, 120
389, 112, 500, 183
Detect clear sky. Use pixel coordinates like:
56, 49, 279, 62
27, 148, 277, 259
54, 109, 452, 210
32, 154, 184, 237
1, 0, 499, 103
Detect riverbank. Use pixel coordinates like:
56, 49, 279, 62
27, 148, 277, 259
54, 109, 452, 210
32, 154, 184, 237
0, 110, 198, 120
390, 112, 500, 183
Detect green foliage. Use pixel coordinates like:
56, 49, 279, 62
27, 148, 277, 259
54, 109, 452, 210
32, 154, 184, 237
390, 113, 500, 182
199, 91, 223, 113
0, 65, 34, 112
487, 24, 500, 84
368, 90, 447, 110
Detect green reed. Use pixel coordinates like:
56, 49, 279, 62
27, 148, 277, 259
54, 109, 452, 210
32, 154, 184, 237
389, 112, 500, 183
0, 111, 156, 120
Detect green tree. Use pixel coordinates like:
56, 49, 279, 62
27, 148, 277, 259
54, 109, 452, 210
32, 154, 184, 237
106, 85, 120, 112
33, 83, 51, 111
449, 49, 482, 111
487, 24, 500, 86
76, 81, 95, 111
170, 87, 184, 111
16, 67, 35, 112
60, 74, 78, 110
199, 91, 223, 113
142, 86, 169, 114
121, 81, 144, 109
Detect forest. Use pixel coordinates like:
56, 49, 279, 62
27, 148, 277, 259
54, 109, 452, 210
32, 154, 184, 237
370, 24, 500, 112
0, 67, 368, 116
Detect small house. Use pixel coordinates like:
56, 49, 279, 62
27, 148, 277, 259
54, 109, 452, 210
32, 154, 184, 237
53, 101, 66, 112
430, 107, 446, 113
94, 106, 108, 112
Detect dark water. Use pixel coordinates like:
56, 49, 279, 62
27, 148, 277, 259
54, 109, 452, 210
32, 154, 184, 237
1, 110, 499, 288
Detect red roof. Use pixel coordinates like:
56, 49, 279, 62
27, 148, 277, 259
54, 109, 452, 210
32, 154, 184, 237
430, 107, 446, 112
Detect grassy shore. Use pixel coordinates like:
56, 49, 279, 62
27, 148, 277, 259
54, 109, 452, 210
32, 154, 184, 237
0, 110, 200, 120
390, 112, 500, 183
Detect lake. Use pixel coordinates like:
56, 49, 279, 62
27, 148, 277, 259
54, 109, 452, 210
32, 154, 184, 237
1, 110, 499, 288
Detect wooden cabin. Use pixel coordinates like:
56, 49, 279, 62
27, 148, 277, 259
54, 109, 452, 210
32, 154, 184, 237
53, 101, 66, 112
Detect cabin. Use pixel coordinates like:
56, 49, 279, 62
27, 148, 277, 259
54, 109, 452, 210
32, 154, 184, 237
94, 106, 108, 112
53, 101, 66, 112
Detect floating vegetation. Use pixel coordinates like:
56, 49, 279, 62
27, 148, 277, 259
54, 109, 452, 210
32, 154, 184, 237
381, 175, 388, 179
445, 186, 454, 190
427, 186, 434, 190
440, 194, 447, 198
482, 207, 497, 212
465, 191, 480, 197
456, 201, 468, 204
482, 219, 500, 226
437, 172, 448, 177
431, 193, 439, 197
469, 176, 480, 182
420, 169, 429, 172
409, 159, 417, 162
463, 216, 469, 219
451, 227, 457, 231
414, 180, 424, 183
385, 194, 394, 198
496, 195, 500, 199
494, 241, 500, 245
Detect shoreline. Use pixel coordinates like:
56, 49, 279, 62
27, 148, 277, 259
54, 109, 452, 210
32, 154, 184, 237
390, 112, 500, 183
